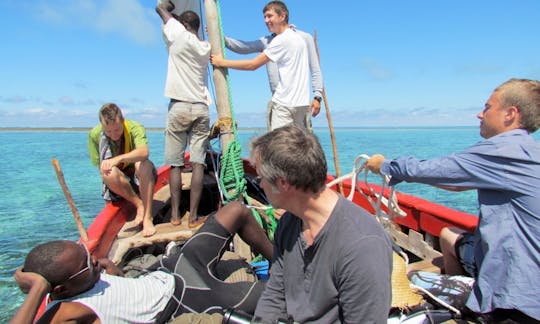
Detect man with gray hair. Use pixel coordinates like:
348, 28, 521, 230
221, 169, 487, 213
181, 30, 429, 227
251, 125, 393, 323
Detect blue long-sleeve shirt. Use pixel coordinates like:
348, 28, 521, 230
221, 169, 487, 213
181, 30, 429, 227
381, 129, 540, 319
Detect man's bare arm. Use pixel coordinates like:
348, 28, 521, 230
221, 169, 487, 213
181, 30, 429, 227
10, 269, 51, 324
156, 1, 174, 23
100, 145, 149, 174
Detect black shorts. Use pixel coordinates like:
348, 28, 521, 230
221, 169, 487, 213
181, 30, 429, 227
158, 214, 264, 320
455, 232, 477, 277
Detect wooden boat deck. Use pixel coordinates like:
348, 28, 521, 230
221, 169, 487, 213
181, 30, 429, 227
408, 256, 444, 274
108, 172, 202, 264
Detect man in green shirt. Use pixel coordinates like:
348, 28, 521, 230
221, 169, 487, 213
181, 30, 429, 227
88, 103, 157, 237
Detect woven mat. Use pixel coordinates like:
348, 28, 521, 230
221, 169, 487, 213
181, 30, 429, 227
391, 252, 424, 309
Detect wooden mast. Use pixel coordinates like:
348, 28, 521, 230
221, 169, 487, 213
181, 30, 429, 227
203, 1, 252, 260
203, 0, 234, 152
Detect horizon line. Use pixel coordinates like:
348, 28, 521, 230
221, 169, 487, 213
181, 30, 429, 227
0, 125, 478, 132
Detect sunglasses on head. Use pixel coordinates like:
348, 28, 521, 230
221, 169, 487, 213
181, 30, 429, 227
66, 242, 92, 281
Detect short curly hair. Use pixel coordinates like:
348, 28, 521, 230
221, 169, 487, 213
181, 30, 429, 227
99, 102, 124, 125
23, 240, 74, 287
495, 78, 540, 133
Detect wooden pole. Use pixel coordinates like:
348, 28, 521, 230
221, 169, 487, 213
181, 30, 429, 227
313, 31, 344, 195
51, 159, 89, 242
203, 1, 252, 261
204, 0, 234, 152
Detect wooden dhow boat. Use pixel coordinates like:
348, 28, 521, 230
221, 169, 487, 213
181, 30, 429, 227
34, 0, 480, 322
39, 152, 478, 323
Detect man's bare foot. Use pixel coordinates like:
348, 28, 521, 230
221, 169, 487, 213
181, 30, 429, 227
188, 215, 208, 229
123, 219, 142, 232
117, 220, 141, 239
170, 216, 182, 226
142, 220, 156, 237
129, 206, 145, 227
171, 211, 188, 226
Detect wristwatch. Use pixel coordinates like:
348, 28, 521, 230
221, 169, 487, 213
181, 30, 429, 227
314, 96, 322, 103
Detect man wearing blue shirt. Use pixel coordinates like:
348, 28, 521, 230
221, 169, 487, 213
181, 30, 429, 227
366, 78, 540, 323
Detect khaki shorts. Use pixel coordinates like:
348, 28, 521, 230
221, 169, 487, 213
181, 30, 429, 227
164, 100, 210, 166
267, 100, 312, 131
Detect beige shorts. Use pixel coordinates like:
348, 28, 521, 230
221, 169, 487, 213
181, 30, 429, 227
164, 100, 210, 166
267, 100, 312, 131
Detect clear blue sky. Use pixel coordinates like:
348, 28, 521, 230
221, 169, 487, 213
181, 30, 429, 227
1, 0, 540, 128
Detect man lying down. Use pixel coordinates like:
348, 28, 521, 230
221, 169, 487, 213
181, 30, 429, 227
11, 201, 273, 324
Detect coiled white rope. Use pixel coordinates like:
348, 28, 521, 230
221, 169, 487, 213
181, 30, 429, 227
328, 155, 467, 316
326, 154, 406, 224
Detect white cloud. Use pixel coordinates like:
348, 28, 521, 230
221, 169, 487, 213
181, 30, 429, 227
0, 98, 479, 128
0, 95, 29, 104
67, 109, 93, 117
72, 81, 88, 89
95, 0, 156, 45
1, 110, 17, 117
360, 58, 392, 81
455, 63, 503, 76
32, 0, 157, 45
24, 107, 56, 116
36, 4, 65, 24
311, 106, 478, 127
58, 96, 75, 105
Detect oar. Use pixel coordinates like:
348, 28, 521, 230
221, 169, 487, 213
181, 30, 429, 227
313, 31, 344, 195
51, 158, 89, 242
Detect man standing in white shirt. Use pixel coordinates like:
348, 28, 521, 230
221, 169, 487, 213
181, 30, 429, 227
211, 1, 311, 131
224, 24, 324, 131
157, 1, 211, 228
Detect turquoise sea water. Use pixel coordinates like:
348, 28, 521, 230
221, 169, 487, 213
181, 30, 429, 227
1, 127, 538, 320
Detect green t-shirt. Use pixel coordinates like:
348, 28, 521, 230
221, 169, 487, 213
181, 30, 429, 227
88, 119, 148, 166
